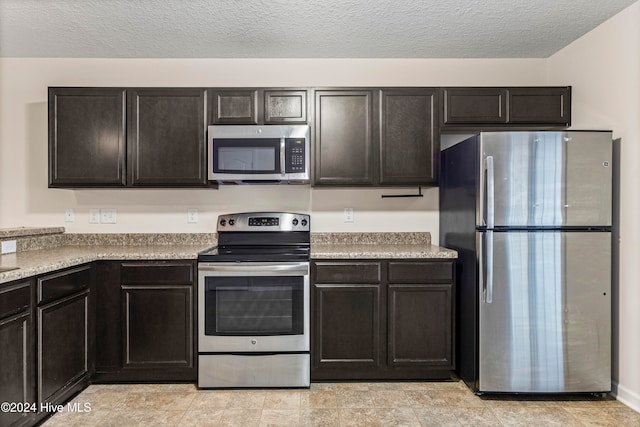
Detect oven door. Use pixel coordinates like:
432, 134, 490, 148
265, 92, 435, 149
198, 262, 309, 353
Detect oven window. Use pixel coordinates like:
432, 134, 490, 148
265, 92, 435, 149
204, 276, 304, 336
213, 139, 280, 174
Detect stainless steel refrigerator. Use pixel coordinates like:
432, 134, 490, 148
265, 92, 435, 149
439, 131, 612, 393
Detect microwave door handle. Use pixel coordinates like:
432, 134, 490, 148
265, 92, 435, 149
280, 138, 286, 176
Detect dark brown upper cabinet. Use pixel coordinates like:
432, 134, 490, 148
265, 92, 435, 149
380, 89, 439, 185
508, 87, 571, 125
210, 89, 258, 124
49, 87, 212, 188
441, 86, 571, 128
210, 89, 308, 125
443, 88, 507, 125
313, 90, 376, 186
127, 88, 208, 187
264, 90, 308, 124
314, 88, 439, 187
49, 88, 126, 187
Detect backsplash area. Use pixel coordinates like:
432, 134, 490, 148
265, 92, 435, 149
0, 227, 216, 253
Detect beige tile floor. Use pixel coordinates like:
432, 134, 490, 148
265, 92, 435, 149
42, 381, 640, 427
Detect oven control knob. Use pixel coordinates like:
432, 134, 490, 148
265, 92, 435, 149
219, 219, 227, 226
229, 219, 235, 226
251, 338, 257, 345
292, 218, 299, 226
301, 219, 308, 227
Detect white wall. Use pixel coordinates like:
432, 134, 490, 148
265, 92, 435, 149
547, 1, 640, 411
0, 58, 547, 242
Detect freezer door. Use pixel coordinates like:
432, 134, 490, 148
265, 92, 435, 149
478, 231, 611, 393
478, 131, 612, 227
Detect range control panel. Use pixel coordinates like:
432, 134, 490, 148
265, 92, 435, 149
217, 212, 310, 232
248, 217, 279, 227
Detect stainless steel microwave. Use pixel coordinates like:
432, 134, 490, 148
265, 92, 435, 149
208, 125, 310, 184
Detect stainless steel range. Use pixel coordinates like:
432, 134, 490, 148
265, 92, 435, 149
197, 212, 310, 388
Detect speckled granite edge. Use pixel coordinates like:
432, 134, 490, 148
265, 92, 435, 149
310, 232, 456, 260
16, 234, 67, 252
0, 244, 213, 284
64, 233, 216, 246
0, 227, 65, 239
311, 232, 431, 245
311, 243, 457, 259
1, 232, 217, 253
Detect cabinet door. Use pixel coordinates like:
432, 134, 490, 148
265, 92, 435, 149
314, 90, 375, 185
443, 88, 507, 124
128, 88, 208, 186
120, 261, 195, 377
380, 89, 439, 185
210, 89, 258, 124
264, 90, 308, 124
0, 281, 35, 427
508, 87, 571, 125
49, 87, 126, 187
38, 291, 89, 407
387, 284, 453, 369
313, 283, 383, 378
122, 285, 193, 369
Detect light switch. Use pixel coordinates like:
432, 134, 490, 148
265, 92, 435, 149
187, 209, 198, 224
344, 208, 354, 223
89, 209, 100, 224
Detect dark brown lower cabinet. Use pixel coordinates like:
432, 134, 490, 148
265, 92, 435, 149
36, 266, 92, 421
0, 280, 35, 427
122, 285, 193, 369
314, 284, 383, 376
94, 260, 196, 382
311, 259, 455, 380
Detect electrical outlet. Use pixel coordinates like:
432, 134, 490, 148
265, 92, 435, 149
89, 209, 101, 224
344, 208, 354, 223
64, 208, 75, 223
1, 240, 17, 254
187, 208, 198, 224
100, 208, 117, 224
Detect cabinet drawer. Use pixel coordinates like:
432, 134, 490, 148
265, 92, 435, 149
388, 261, 453, 283
121, 262, 194, 285
314, 262, 381, 284
0, 281, 31, 319
38, 266, 91, 305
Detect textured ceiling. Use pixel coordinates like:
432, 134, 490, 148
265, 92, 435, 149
0, 0, 636, 58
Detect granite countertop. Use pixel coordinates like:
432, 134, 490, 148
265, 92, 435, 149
311, 243, 457, 259
0, 244, 211, 285
310, 232, 457, 259
0, 229, 457, 285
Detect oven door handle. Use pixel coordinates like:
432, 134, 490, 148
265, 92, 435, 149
199, 263, 309, 276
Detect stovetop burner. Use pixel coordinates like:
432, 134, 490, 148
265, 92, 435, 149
198, 212, 311, 263
198, 244, 310, 263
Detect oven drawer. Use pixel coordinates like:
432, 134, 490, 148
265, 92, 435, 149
198, 353, 310, 388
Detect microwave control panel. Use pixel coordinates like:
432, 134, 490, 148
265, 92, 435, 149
285, 138, 306, 173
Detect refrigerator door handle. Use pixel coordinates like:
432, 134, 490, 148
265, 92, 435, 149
485, 230, 494, 304
486, 155, 495, 229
